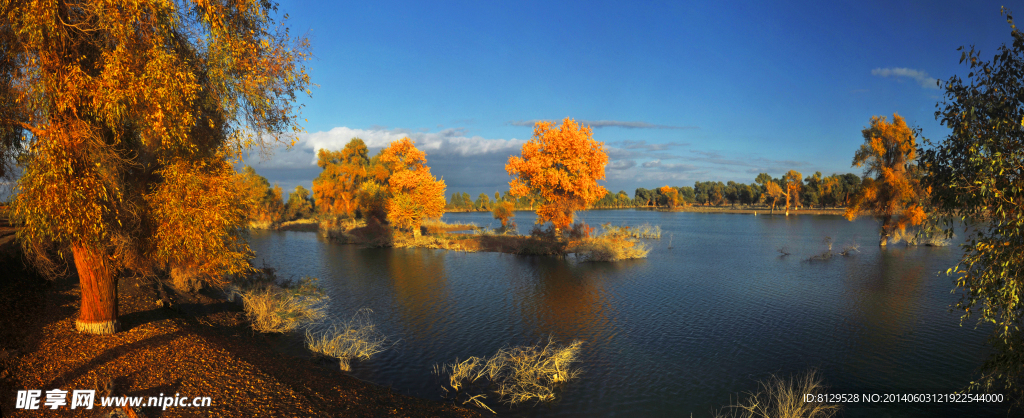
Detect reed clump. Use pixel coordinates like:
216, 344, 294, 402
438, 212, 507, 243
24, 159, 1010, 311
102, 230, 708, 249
714, 370, 840, 418
570, 222, 655, 261
572, 237, 650, 261
237, 277, 328, 333
393, 233, 470, 251
434, 337, 583, 411
422, 219, 479, 234
305, 308, 390, 371
889, 227, 951, 247
598, 222, 662, 239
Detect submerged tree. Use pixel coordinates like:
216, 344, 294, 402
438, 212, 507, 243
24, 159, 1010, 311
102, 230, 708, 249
922, 8, 1024, 398
844, 113, 927, 245
313, 138, 369, 218
3, 0, 310, 334
506, 118, 608, 232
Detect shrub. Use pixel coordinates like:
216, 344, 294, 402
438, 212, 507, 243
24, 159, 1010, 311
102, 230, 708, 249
305, 308, 390, 371
714, 370, 840, 418
240, 277, 328, 333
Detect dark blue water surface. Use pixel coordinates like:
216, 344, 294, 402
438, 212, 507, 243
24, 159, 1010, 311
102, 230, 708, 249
247, 210, 1002, 417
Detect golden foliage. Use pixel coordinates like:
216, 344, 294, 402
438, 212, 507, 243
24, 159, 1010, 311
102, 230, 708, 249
492, 200, 516, 228
506, 118, 608, 231
844, 114, 928, 241
375, 138, 447, 234
782, 170, 803, 210
147, 157, 254, 283
6, 0, 310, 294
763, 181, 784, 210
313, 138, 369, 218
659, 185, 681, 208
238, 166, 285, 226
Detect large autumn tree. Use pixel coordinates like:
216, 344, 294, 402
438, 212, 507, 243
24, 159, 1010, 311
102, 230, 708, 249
313, 138, 369, 218
506, 118, 608, 232
921, 8, 1024, 397
238, 166, 285, 226
781, 170, 803, 215
2, 0, 310, 334
659, 185, 681, 208
844, 113, 927, 246
364, 137, 446, 236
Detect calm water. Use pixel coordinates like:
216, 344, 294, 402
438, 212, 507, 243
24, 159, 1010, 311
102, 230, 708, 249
248, 210, 1002, 417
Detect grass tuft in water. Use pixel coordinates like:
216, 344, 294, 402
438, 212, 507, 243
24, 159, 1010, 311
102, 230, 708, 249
435, 337, 583, 410
305, 308, 390, 371
237, 277, 328, 333
714, 370, 840, 418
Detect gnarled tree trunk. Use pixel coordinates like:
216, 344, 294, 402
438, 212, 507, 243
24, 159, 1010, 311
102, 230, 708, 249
72, 244, 119, 334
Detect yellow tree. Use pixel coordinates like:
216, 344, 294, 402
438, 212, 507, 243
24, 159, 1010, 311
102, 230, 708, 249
781, 170, 803, 215
659, 185, 681, 208
762, 181, 785, 214
313, 138, 369, 218
492, 200, 516, 230
845, 113, 927, 245
4, 0, 310, 334
238, 166, 285, 226
506, 118, 608, 232
820, 175, 841, 208
375, 138, 446, 236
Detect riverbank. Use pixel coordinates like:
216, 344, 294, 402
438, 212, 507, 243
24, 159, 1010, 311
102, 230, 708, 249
0, 240, 479, 417
321, 220, 655, 261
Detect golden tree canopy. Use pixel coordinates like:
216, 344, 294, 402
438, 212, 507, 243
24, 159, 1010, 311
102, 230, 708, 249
5, 0, 310, 278
313, 138, 369, 218
782, 170, 803, 210
376, 137, 446, 233
506, 118, 608, 230
845, 113, 927, 242
659, 186, 681, 208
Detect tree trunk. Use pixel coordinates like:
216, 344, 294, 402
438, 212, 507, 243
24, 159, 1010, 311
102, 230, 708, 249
72, 244, 119, 334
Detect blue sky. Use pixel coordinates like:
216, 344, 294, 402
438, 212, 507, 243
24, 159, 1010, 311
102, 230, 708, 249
247, 0, 1017, 198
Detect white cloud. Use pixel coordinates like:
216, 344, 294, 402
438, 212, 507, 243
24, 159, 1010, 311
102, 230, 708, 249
246, 126, 528, 170
871, 67, 940, 90
508, 119, 697, 129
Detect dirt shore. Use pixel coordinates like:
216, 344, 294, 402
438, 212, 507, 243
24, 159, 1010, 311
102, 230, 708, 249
0, 232, 479, 418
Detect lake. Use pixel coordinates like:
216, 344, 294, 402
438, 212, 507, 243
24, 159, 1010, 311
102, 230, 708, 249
247, 210, 1001, 417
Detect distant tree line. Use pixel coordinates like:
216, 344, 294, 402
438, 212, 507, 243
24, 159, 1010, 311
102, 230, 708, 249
446, 171, 864, 213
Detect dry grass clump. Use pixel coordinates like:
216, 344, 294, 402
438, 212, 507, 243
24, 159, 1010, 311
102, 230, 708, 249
239, 277, 328, 333
423, 219, 479, 234
570, 222, 656, 261
714, 370, 841, 418
319, 217, 366, 242
434, 337, 583, 411
305, 308, 390, 371
572, 237, 650, 261
889, 227, 952, 247
598, 222, 661, 239
393, 233, 469, 251
248, 220, 274, 230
